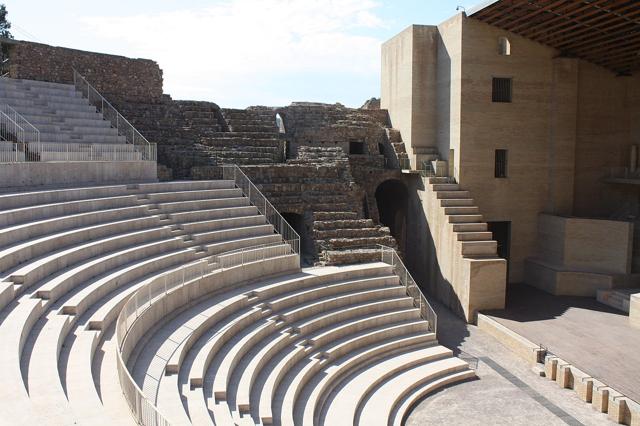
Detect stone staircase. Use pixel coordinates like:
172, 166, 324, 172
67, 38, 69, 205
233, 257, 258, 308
0, 78, 129, 159
128, 261, 474, 426
426, 177, 499, 258
386, 128, 408, 168
246, 146, 398, 264
0, 178, 473, 425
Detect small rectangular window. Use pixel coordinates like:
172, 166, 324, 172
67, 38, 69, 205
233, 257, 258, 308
495, 149, 508, 178
349, 141, 365, 155
492, 77, 512, 103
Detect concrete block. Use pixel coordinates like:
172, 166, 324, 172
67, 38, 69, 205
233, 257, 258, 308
544, 356, 558, 381
556, 360, 572, 388
592, 381, 610, 413
630, 293, 640, 329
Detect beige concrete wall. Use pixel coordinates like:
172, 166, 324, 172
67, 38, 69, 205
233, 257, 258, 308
573, 62, 635, 218
436, 14, 463, 169
405, 177, 506, 322
0, 161, 157, 190
381, 26, 415, 159
381, 25, 438, 166
384, 13, 640, 288
456, 17, 558, 283
536, 214, 633, 274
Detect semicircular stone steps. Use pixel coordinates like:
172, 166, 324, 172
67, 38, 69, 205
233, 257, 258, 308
133, 262, 475, 426
0, 176, 473, 426
0, 179, 287, 425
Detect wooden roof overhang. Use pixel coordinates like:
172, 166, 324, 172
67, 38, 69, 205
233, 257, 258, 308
467, 0, 640, 75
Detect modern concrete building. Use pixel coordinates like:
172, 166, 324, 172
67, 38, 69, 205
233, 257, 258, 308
382, 0, 640, 318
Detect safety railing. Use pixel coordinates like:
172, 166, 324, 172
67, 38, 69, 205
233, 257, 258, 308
0, 141, 156, 163
115, 243, 295, 426
398, 157, 411, 170
379, 244, 438, 335
0, 103, 40, 146
73, 69, 154, 161
222, 164, 300, 255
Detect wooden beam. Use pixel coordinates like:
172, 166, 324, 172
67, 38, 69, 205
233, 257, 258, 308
543, 4, 640, 46
471, 1, 505, 19
590, 39, 640, 62
483, 0, 532, 26
536, 0, 637, 44
556, 11, 640, 50
489, 0, 560, 28
567, 29, 640, 57
520, 0, 615, 39
507, 0, 580, 34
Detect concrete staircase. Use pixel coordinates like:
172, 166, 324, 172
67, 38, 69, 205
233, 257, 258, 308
427, 177, 498, 258
0, 177, 473, 425
0, 78, 126, 147
0, 180, 283, 425
130, 262, 474, 426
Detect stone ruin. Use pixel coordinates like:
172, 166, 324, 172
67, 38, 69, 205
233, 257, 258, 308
116, 98, 405, 265
3, 40, 410, 266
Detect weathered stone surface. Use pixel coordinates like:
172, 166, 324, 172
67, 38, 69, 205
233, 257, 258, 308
8, 40, 163, 102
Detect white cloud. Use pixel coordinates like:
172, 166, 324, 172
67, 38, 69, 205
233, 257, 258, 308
80, 0, 384, 107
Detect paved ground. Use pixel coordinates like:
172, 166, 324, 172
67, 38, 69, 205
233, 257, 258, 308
406, 298, 616, 426
485, 283, 640, 403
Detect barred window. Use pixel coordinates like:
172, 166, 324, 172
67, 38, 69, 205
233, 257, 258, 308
492, 77, 512, 103
495, 149, 508, 178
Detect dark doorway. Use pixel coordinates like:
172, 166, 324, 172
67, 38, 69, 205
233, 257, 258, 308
487, 221, 511, 282
362, 195, 370, 219
349, 140, 365, 155
375, 180, 408, 252
282, 212, 313, 265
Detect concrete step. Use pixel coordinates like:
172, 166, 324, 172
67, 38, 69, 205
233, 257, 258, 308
448, 214, 484, 224
460, 240, 498, 256
432, 183, 460, 191
440, 198, 474, 207
452, 223, 488, 232
456, 231, 494, 241
436, 191, 471, 200
443, 206, 480, 215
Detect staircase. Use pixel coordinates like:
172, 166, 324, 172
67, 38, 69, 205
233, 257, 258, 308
0, 78, 126, 147
426, 177, 498, 258
0, 175, 474, 426
246, 146, 398, 264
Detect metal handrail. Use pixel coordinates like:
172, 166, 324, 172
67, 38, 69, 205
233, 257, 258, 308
0, 109, 42, 162
0, 103, 40, 146
222, 164, 301, 256
0, 141, 157, 163
72, 69, 154, 161
378, 244, 438, 335
115, 243, 296, 426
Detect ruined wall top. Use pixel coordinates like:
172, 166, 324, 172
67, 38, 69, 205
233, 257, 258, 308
7, 40, 163, 103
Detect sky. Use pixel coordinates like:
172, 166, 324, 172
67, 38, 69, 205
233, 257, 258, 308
4, 0, 477, 108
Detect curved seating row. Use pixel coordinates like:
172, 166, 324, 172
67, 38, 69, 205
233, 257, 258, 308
128, 261, 475, 426
0, 179, 285, 425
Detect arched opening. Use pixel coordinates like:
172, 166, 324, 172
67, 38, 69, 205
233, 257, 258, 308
275, 113, 286, 133
498, 36, 511, 56
375, 179, 408, 251
282, 212, 313, 265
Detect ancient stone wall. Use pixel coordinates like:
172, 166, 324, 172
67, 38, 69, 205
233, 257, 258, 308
278, 103, 389, 158
8, 41, 163, 102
